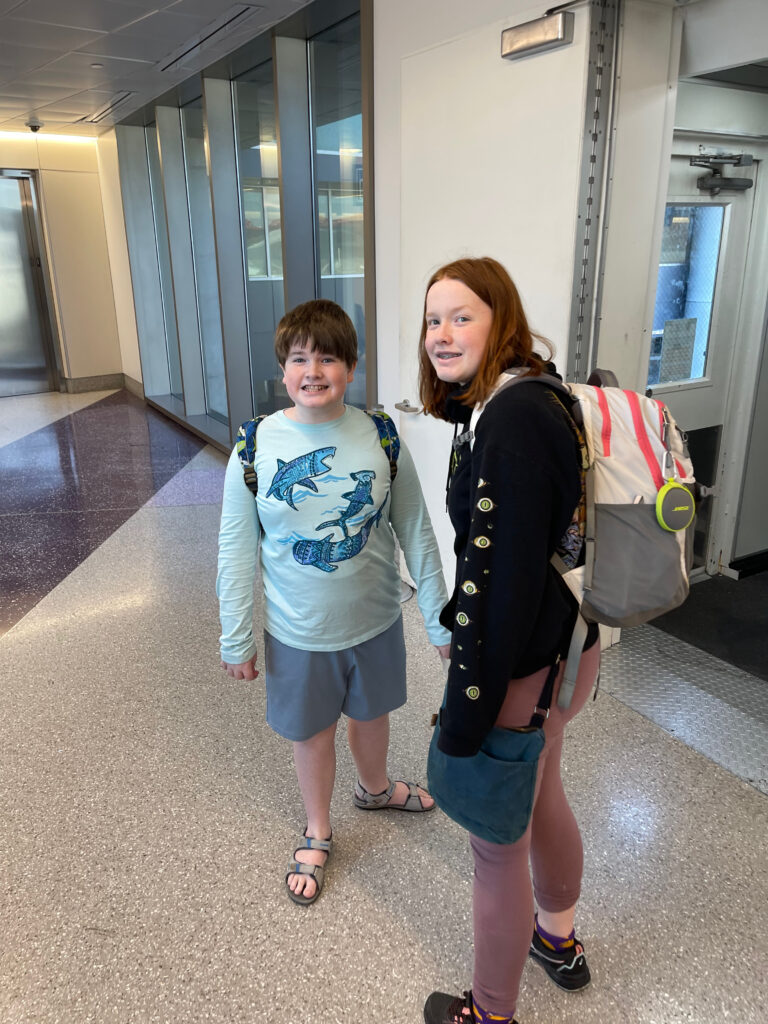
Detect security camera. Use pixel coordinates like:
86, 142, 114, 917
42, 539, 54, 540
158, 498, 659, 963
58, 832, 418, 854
25, 117, 43, 133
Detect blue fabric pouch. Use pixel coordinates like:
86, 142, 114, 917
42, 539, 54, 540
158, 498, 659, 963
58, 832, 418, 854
427, 715, 544, 844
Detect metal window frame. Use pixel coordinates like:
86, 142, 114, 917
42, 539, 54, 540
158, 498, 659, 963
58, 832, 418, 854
116, 0, 372, 450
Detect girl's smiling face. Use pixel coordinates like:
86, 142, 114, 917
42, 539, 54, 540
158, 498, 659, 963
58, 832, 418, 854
424, 278, 493, 384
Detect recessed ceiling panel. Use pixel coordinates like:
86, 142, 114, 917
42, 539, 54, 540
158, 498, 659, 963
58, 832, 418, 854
104, 0, 176, 9
165, 0, 265, 18
1, 84, 77, 102
8, 0, 148, 33
1, 17, 105, 50
115, 8, 215, 38
37, 93, 117, 116
16, 66, 115, 88
42, 51, 154, 76
0, 42, 59, 73
77, 32, 194, 63
0, 101, 31, 114
106, 68, 191, 92
0, 0, 313, 134
58, 87, 122, 108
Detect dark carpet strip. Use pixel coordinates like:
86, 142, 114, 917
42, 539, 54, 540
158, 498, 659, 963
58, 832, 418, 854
0, 390, 204, 636
652, 571, 768, 682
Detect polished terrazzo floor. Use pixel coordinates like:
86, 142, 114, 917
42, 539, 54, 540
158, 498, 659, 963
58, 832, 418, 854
1, 391, 766, 1024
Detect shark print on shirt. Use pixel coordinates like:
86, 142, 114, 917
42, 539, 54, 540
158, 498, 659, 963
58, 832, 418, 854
265, 447, 336, 510
315, 470, 375, 538
293, 496, 386, 573
263, 444, 386, 574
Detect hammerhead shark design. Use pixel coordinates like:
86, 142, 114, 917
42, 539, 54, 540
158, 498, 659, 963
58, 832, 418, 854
315, 470, 376, 538
293, 503, 384, 573
265, 446, 336, 511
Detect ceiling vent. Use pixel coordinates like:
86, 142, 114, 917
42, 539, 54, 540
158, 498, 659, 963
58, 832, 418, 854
158, 4, 263, 73
78, 91, 135, 124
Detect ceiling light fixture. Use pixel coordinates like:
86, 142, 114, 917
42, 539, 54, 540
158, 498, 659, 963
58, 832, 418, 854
0, 131, 96, 143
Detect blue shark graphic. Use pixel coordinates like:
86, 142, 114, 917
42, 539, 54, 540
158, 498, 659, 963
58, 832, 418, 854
293, 502, 384, 572
315, 469, 376, 538
265, 447, 336, 511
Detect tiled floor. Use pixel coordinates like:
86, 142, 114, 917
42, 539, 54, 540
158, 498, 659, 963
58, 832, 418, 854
1, 391, 766, 1024
0, 390, 203, 635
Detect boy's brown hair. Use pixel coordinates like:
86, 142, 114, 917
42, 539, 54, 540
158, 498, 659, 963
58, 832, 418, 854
274, 299, 358, 368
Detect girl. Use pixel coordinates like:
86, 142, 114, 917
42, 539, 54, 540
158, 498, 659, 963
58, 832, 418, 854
419, 258, 601, 1024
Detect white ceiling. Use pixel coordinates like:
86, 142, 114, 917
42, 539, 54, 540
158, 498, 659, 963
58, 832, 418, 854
0, 0, 310, 136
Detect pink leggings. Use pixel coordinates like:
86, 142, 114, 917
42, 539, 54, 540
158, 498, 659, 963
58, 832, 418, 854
470, 641, 601, 1017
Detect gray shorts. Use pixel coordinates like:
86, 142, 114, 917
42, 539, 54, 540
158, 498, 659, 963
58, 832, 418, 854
263, 615, 407, 741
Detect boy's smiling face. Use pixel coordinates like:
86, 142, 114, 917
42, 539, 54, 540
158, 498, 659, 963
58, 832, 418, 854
281, 341, 356, 423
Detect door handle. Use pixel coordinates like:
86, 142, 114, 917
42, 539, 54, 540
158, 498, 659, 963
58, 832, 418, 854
394, 398, 420, 413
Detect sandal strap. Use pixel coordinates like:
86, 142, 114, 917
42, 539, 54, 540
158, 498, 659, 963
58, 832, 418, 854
399, 781, 424, 811
295, 835, 332, 854
354, 779, 396, 807
287, 859, 325, 884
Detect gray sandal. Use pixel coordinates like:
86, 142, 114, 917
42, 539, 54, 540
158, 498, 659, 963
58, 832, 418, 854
353, 778, 435, 813
286, 831, 332, 906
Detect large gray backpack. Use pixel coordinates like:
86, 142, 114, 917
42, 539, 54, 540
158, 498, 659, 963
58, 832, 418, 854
471, 370, 696, 708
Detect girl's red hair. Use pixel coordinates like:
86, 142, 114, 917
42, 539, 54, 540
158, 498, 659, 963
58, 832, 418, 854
417, 257, 552, 419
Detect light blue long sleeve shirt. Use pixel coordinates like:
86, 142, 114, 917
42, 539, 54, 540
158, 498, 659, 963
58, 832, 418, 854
217, 406, 451, 662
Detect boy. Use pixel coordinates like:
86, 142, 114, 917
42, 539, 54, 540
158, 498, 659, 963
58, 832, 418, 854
217, 299, 451, 906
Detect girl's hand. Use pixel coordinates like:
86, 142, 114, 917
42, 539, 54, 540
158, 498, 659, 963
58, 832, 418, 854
434, 643, 451, 661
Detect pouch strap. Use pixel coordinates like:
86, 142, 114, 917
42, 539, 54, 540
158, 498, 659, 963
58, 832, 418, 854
529, 657, 561, 729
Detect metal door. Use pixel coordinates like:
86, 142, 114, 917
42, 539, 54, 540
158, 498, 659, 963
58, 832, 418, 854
646, 149, 757, 572
0, 172, 58, 397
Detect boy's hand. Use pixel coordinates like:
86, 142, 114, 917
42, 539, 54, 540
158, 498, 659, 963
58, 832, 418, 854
434, 643, 451, 661
221, 656, 259, 680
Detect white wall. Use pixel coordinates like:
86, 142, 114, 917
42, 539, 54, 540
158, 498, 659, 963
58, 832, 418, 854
0, 133, 122, 385
97, 130, 143, 386
374, 0, 592, 579
594, 0, 681, 390
679, 0, 768, 77
675, 79, 768, 135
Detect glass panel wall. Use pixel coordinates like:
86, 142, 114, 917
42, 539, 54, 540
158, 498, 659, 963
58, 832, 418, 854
180, 97, 228, 424
647, 203, 725, 388
118, 1, 371, 448
145, 123, 183, 400
309, 13, 366, 407
233, 61, 286, 415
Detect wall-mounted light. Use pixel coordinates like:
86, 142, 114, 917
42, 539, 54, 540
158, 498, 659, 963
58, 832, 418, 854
501, 11, 574, 61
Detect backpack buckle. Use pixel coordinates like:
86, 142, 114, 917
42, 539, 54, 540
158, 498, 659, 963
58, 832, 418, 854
532, 705, 550, 720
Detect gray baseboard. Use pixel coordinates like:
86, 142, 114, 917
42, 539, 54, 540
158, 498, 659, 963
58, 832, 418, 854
62, 373, 144, 397
123, 375, 145, 399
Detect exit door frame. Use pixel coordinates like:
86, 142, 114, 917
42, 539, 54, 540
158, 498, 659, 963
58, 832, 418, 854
649, 132, 768, 576
0, 169, 61, 393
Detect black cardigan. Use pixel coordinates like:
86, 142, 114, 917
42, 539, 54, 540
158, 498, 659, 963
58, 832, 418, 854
438, 378, 594, 757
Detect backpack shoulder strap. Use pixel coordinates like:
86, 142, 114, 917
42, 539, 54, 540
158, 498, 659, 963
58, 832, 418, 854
236, 414, 269, 497
366, 409, 400, 481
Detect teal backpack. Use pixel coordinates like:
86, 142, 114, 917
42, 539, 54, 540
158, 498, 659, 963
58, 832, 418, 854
235, 409, 401, 497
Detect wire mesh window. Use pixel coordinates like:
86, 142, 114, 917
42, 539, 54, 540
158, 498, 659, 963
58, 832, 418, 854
648, 204, 725, 388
